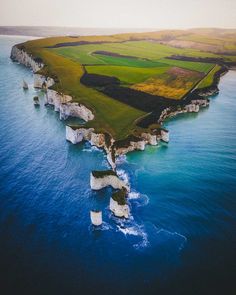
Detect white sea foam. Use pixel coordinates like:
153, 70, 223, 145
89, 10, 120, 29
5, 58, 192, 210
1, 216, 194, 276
155, 228, 187, 251
115, 219, 150, 249
128, 190, 149, 207
128, 191, 140, 199
89, 221, 112, 232
102, 159, 110, 168
116, 169, 129, 185
116, 155, 127, 165
82, 145, 100, 152
117, 225, 140, 236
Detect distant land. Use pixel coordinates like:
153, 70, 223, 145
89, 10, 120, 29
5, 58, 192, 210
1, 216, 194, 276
0, 26, 157, 37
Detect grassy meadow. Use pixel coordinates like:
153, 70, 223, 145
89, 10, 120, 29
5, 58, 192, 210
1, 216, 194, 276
197, 65, 222, 89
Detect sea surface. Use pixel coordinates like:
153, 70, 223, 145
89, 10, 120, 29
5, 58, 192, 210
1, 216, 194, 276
0, 35, 236, 295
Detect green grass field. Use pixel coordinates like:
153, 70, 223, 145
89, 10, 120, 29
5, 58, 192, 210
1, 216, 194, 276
86, 65, 171, 84
92, 54, 167, 68
19, 29, 235, 139
53, 40, 230, 65
159, 58, 214, 73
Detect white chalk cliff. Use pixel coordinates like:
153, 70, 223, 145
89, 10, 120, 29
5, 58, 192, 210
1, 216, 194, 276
90, 211, 102, 226
34, 74, 54, 89
161, 129, 169, 143
159, 99, 209, 124
11, 45, 43, 72
11, 46, 94, 123
66, 126, 94, 144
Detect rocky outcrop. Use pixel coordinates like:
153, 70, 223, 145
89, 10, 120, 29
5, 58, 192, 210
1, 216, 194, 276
141, 132, 158, 145
109, 188, 129, 218
46, 89, 72, 111
115, 139, 146, 156
66, 126, 93, 144
34, 74, 54, 89
90, 132, 106, 148
59, 102, 94, 121
161, 129, 169, 143
90, 171, 129, 191
45, 89, 94, 121
66, 126, 107, 147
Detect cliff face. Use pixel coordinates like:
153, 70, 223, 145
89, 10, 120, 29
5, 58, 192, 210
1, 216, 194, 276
34, 74, 54, 89
158, 99, 209, 124
11, 46, 94, 123
114, 140, 145, 156
11, 45, 43, 72
66, 126, 163, 169
45, 89, 94, 121
66, 126, 94, 144
141, 133, 158, 145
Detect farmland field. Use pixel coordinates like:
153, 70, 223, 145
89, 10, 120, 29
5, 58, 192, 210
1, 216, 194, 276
132, 67, 203, 99
18, 28, 236, 139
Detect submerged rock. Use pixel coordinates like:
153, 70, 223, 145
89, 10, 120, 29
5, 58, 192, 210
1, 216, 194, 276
22, 79, 28, 90
33, 96, 40, 106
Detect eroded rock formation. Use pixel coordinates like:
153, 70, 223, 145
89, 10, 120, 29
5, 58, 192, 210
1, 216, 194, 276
90, 170, 129, 191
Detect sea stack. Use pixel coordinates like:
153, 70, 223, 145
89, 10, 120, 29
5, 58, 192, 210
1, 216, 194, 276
109, 188, 129, 218
161, 129, 169, 143
22, 79, 28, 90
33, 96, 40, 106
90, 210, 102, 226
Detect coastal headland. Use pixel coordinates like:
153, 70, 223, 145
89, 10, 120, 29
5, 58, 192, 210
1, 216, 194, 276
10, 28, 236, 218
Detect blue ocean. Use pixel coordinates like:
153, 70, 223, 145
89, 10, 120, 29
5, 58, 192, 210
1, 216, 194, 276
0, 35, 235, 295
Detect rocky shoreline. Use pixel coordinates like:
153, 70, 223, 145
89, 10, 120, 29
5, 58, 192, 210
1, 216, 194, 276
10, 44, 226, 219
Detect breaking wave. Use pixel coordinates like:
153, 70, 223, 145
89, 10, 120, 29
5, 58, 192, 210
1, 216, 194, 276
115, 155, 127, 165
82, 145, 101, 152
117, 169, 129, 185
115, 219, 149, 249
89, 221, 112, 232
128, 190, 149, 207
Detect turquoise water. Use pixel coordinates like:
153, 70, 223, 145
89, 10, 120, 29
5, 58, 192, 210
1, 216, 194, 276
0, 35, 236, 295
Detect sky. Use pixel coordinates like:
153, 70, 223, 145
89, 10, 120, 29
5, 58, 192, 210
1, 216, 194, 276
0, 0, 236, 29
